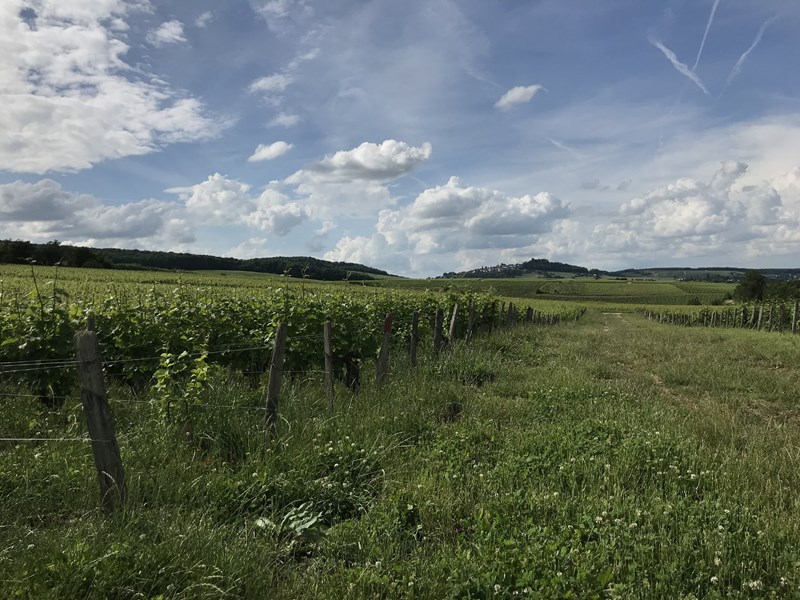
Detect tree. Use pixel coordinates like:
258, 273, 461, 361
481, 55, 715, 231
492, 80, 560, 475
733, 270, 767, 301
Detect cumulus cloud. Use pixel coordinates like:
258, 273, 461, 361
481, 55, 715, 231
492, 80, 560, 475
0, 179, 190, 245
495, 85, 545, 110
591, 161, 800, 262
325, 176, 569, 273
293, 139, 433, 182
248, 141, 293, 162
146, 20, 186, 47
0, 1, 225, 174
281, 139, 432, 218
168, 173, 310, 235
167, 174, 253, 222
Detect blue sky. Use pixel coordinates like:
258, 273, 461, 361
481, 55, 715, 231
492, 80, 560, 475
2, 0, 799, 276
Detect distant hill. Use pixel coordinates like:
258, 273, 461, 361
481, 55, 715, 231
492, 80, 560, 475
0, 239, 392, 281
440, 258, 800, 282
440, 258, 606, 279
611, 267, 800, 282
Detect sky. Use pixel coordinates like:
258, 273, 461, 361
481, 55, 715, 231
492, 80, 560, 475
2, 0, 800, 277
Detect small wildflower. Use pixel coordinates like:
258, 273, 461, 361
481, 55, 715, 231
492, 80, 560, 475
595, 516, 603, 524
747, 580, 763, 591
494, 584, 502, 594
710, 576, 719, 584
629, 522, 638, 529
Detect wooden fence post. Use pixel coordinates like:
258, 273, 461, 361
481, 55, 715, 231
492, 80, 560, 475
410, 311, 419, 367
323, 321, 334, 412
376, 314, 393, 387
466, 301, 475, 342
74, 331, 126, 514
433, 308, 444, 354
265, 322, 288, 445
792, 301, 798, 335
767, 304, 774, 332
448, 303, 459, 342
778, 304, 785, 333
525, 307, 533, 324
757, 305, 763, 330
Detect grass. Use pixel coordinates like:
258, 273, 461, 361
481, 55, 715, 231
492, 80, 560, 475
2, 312, 800, 598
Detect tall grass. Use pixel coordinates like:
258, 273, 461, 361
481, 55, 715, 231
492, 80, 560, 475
2, 313, 800, 598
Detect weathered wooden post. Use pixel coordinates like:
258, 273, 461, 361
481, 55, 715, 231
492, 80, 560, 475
778, 304, 785, 333
410, 311, 419, 367
74, 330, 126, 514
767, 304, 774, 331
757, 305, 764, 330
265, 322, 288, 445
433, 308, 444, 354
323, 321, 334, 412
525, 307, 533, 324
376, 313, 393, 387
466, 300, 475, 341
448, 303, 459, 343
792, 301, 798, 335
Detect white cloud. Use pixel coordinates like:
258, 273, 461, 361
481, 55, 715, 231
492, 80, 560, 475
268, 112, 301, 127
294, 139, 433, 182
0, 179, 98, 220
146, 20, 186, 46
495, 85, 545, 110
249, 74, 293, 95
195, 11, 213, 28
0, 179, 191, 245
225, 237, 275, 259
590, 161, 800, 264
281, 139, 432, 218
250, 0, 313, 32
0, 1, 225, 174
167, 173, 252, 222
245, 191, 310, 235
168, 173, 310, 235
248, 141, 293, 162
325, 176, 569, 274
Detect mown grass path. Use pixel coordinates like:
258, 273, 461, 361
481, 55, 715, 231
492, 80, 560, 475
295, 310, 800, 598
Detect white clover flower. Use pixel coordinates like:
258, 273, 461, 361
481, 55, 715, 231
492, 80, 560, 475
711, 576, 719, 584
595, 516, 603, 524
747, 580, 763, 590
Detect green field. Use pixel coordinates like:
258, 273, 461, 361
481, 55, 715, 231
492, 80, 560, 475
373, 276, 735, 305
2, 268, 798, 598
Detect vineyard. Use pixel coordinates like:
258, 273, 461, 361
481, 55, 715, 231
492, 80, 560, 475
3, 265, 800, 598
638, 301, 800, 333
377, 276, 736, 305
0, 265, 583, 405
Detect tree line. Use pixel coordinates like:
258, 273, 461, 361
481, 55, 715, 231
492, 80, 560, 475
0, 239, 389, 281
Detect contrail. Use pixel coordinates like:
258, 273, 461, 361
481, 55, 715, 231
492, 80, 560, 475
544, 137, 581, 159
650, 37, 710, 95
724, 16, 777, 89
693, 0, 722, 70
